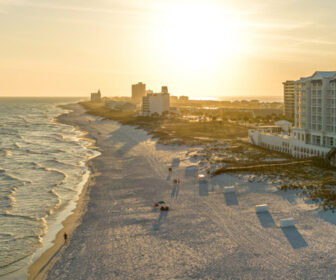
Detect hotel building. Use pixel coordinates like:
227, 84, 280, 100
142, 86, 170, 116
249, 71, 336, 159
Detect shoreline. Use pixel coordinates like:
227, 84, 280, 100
27, 104, 101, 280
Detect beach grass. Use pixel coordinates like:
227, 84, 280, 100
79, 102, 248, 144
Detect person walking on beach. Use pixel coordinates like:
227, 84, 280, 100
64, 232, 68, 243
168, 167, 172, 175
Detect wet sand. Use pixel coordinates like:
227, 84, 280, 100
29, 103, 336, 280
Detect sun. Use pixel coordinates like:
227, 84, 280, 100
159, 1, 246, 70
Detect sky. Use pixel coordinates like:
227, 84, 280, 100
1, 0, 336, 98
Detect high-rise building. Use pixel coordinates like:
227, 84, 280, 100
293, 71, 336, 147
249, 71, 336, 159
91, 89, 101, 102
132, 82, 146, 102
161, 86, 168, 94
283, 80, 295, 120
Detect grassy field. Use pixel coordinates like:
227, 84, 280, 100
80, 102, 248, 144
79, 102, 139, 125
161, 122, 247, 139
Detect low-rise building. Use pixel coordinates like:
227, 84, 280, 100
179, 96, 189, 101
170, 95, 178, 102
105, 100, 136, 112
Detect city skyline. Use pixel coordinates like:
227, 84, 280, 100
1, 0, 336, 98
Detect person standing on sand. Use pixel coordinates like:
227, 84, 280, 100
64, 232, 68, 243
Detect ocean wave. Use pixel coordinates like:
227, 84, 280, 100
0, 127, 19, 136
39, 217, 48, 237
24, 134, 64, 143
0, 212, 40, 222
44, 158, 80, 168
14, 142, 22, 148
33, 148, 66, 154
4, 189, 17, 211
16, 144, 65, 155
23, 161, 68, 180
26, 149, 44, 154
0, 168, 29, 185
0, 232, 14, 239
43, 167, 67, 181
0, 149, 13, 157
46, 189, 62, 216
1, 212, 48, 240
0, 253, 32, 271
0, 234, 40, 244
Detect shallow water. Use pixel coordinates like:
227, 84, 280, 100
0, 98, 99, 279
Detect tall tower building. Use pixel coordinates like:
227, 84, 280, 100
90, 89, 101, 102
293, 71, 336, 147
161, 86, 168, 94
132, 83, 146, 102
283, 80, 295, 121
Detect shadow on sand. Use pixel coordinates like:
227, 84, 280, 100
281, 226, 308, 249
171, 158, 180, 168
224, 192, 238, 206
171, 186, 180, 199
105, 126, 148, 157
256, 211, 275, 228
34, 241, 66, 278
199, 182, 209, 196
153, 211, 168, 231
185, 166, 197, 177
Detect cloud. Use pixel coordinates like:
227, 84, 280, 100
0, 0, 153, 16
246, 21, 314, 31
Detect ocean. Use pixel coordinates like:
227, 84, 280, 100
0, 98, 99, 279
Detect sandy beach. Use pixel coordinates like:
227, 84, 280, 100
29, 103, 336, 280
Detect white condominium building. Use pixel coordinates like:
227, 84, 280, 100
249, 71, 336, 159
142, 86, 170, 116
293, 71, 336, 148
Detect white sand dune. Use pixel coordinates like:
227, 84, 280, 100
46, 104, 336, 280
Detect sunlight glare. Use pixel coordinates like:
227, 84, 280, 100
160, 2, 246, 70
